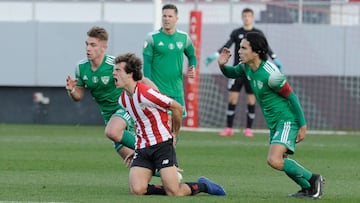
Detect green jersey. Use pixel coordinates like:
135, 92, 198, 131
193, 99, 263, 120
221, 61, 306, 129
143, 29, 197, 98
75, 55, 123, 122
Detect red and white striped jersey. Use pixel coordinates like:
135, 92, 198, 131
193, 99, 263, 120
119, 82, 173, 149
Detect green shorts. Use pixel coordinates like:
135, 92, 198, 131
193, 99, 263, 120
105, 108, 135, 152
269, 120, 298, 154
168, 96, 187, 118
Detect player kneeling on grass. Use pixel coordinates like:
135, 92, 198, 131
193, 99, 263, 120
113, 53, 226, 196
218, 32, 324, 199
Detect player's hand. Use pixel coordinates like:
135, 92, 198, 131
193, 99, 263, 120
204, 52, 219, 66
273, 58, 283, 71
66, 75, 77, 91
296, 125, 307, 143
218, 48, 232, 67
187, 66, 196, 78
124, 151, 134, 168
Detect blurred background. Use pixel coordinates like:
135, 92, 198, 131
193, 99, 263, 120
0, 0, 359, 131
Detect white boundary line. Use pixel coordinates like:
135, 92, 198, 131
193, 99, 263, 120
181, 127, 360, 135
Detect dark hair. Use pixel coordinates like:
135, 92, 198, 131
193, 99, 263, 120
244, 32, 269, 61
87, 26, 108, 41
114, 53, 143, 81
242, 8, 254, 15
162, 4, 178, 15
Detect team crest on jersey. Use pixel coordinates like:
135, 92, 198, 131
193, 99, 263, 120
101, 76, 110, 85
176, 42, 183, 49
92, 76, 98, 83
168, 43, 175, 50
239, 34, 244, 39
257, 80, 263, 89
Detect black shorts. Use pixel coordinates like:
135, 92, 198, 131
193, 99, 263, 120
227, 75, 253, 94
131, 139, 177, 173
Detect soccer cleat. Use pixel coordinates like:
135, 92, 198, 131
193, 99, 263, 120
309, 174, 325, 199
288, 174, 325, 199
288, 188, 311, 198
198, 176, 226, 196
219, 127, 234, 137
244, 128, 253, 137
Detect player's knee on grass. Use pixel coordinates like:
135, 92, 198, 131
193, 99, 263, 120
130, 184, 148, 195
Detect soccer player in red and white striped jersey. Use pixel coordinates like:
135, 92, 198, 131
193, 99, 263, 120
119, 81, 174, 149
113, 53, 226, 196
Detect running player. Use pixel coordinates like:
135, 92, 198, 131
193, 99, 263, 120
217, 32, 324, 199
66, 26, 155, 165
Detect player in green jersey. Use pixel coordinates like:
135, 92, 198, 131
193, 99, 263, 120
142, 3, 195, 176
142, 3, 196, 120
217, 32, 324, 199
65, 26, 155, 166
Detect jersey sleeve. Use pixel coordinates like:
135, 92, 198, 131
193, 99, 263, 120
184, 34, 197, 68
287, 92, 307, 127
143, 54, 152, 78
142, 87, 172, 111
220, 64, 245, 78
268, 71, 306, 127
142, 34, 154, 78
268, 71, 287, 92
142, 33, 154, 57
75, 65, 85, 87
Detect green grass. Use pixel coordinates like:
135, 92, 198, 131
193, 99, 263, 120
0, 123, 359, 203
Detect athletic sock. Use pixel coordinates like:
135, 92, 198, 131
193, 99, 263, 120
246, 104, 255, 128
226, 104, 236, 128
121, 130, 136, 150
185, 182, 207, 195
282, 158, 313, 189
145, 184, 166, 195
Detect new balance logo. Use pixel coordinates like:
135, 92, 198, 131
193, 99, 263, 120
162, 159, 169, 165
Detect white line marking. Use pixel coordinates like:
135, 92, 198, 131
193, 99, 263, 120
181, 127, 360, 135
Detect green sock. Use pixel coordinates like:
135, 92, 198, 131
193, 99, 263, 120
282, 158, 312, 188
121, 130, 136, 150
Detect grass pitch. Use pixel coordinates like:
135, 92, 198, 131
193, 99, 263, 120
0, 123, 359, 203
